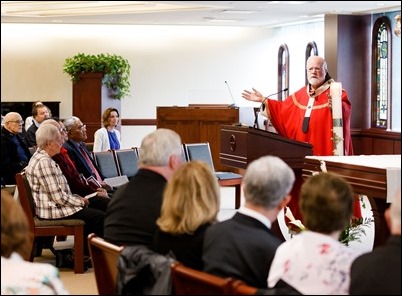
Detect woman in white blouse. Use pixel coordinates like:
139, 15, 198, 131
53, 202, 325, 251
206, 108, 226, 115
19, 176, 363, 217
93, 107, 121, 152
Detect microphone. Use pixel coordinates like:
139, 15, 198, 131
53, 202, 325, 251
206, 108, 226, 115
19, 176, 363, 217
260, 88, 289, 112
225, 81, 236, 108
254, 88, 288, 129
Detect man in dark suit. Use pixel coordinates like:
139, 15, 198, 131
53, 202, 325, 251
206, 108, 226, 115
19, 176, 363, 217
1, 112, 32, 186
202, 155, 295, 288
350, 188, 401, 295
62, 116, 110, 190
23, 104, 50, 148
103, 128, 183, 246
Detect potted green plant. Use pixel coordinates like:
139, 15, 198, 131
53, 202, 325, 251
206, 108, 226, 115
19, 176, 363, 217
63, 53, 131, 100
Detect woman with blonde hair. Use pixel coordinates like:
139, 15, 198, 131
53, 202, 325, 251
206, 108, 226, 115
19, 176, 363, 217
153, 160, 220, 270
93, 107, 121, 152
1, 190, 69, 294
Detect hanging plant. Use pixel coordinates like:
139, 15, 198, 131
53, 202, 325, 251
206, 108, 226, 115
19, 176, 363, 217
63, 53, 131, 100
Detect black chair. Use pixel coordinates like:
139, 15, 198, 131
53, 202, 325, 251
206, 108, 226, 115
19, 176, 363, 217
183, 142, 243, 209
93, 150, 120, 178
113, 148, 139, 179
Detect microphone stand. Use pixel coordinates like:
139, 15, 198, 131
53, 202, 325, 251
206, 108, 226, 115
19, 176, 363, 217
253, 107, 260, 129
253, 88, 289, 129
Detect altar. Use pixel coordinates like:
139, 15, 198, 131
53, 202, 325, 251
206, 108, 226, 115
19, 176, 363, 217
303, 154, 401, 248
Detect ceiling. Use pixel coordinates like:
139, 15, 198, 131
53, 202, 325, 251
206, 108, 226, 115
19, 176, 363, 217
1, 1, 401, 28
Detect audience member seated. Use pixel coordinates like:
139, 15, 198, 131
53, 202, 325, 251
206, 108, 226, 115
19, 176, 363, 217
1, 112, 31, 186
24, 124, 105, 257
42, 119, 110, 212
267, 172, 361, 294
349, 187, 401, 295
63, 116, 111, 191
103, 128, 183, 246
24, 101, 50, 132
1, 189, 69, 294
93, 107, 121, 152
153, 160, 220, 270
24, 103, 51, 148
202, 156, 295, 288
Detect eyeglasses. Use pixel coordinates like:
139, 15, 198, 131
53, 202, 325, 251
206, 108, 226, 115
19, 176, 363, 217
7, 120, 24, 124
59, 127, 67, 133
77, 124, 86, 131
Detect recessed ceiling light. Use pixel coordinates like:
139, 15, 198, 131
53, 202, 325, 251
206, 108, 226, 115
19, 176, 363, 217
220, 10, 256, 15
209, 19, 238, 23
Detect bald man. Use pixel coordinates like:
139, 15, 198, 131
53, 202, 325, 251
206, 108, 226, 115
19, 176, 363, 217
1, 112, 31, 185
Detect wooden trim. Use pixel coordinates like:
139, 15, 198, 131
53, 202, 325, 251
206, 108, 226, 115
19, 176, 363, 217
351, 128, 400, 140
120, 119, 157, 126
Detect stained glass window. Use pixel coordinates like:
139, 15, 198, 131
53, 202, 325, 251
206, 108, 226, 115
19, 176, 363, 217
372, 17, 391, 129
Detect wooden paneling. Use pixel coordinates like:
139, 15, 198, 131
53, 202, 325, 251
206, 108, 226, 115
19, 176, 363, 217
72, 73, 121, 142
352, 128, 401, 155
157, 106, 239, 172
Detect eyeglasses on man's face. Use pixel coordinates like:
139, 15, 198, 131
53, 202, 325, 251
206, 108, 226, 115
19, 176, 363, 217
76, 124, 86, 131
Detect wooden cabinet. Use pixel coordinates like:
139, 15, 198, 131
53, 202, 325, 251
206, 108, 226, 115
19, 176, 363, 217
157, 105, 239, 172
72, 73, 121, 142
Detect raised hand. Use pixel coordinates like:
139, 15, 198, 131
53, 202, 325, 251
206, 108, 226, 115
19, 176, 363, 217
242, 87, 264, 102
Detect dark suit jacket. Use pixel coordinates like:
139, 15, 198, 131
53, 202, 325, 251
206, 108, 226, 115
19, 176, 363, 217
24, 123, 38, 148
1, 126, 31, 185
104, 169, 167, 246
63, 139, 104, 180
202, 212, 282, 288
350, 235, 401, 295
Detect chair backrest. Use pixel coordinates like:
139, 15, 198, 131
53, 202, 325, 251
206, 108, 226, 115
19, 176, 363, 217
230, 280, 258, 295
15, 172, 36, 234
184, 142, 242, 180
88, 233, 124, 295
180, 143, 188, 162
183, 142, 215, 171
93, 150, 120, 178
113, 148, 139, 178
28, 146, 36, 156
171, 262, 235, 295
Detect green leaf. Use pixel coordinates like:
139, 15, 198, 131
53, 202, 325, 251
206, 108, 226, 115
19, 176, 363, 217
63, 53, 131, 100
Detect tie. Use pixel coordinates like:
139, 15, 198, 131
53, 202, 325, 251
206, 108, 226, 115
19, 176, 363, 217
79, 144, 103, 182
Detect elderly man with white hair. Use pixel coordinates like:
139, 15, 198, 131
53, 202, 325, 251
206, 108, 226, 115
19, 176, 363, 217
1, 112, 31, 186
25, 124, 105, 261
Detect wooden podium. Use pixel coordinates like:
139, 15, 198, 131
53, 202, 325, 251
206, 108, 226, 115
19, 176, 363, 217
220, 125, 313, 241
157, 105, 240, 172
220, 125, 313, 169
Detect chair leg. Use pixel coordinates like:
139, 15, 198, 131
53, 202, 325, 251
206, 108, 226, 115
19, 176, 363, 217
235, 184, 241, 209
73, 226, 85, 273
27, 238, 36, 262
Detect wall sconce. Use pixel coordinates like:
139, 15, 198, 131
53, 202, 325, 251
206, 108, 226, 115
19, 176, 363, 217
395, 15, 401, 37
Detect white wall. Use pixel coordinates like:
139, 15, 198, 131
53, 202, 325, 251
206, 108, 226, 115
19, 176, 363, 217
1, 22, 324, 147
